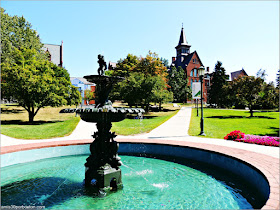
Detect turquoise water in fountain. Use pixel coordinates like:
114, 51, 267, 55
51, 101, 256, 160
1, 155, 254, 209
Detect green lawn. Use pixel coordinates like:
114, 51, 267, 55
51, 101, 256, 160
1, 103, 180, 139
111, 107, 180, 135
189, 108, 279, 139
1, 105, 80, 139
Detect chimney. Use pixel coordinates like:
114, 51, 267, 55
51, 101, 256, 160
207, 67, 209, 72
172, 57, 176, 62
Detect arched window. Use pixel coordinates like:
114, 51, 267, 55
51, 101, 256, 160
194, 69, 197, 77
190, 70, 193, 77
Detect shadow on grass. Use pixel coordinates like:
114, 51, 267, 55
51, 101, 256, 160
1, 120, 62, 125
206, 115, 276, 119
1, 108, 25, 114
256, 127, 280, 137
3, 104, 20, 107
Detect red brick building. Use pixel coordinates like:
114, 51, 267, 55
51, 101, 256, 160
171, 27, 210, 102
231, 69, 248, 81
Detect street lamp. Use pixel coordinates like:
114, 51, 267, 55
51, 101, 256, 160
198, 66, 206, 136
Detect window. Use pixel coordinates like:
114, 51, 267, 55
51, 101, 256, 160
194, 69, 197, 77
190, 70, 193, 77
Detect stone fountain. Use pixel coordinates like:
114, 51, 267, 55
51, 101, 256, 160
61, 55, 144, 193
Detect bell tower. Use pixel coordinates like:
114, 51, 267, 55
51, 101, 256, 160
175, 25, 191, 58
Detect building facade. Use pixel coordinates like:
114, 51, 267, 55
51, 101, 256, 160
171, 27, 210, 102
42, 42, 63, 67
70, 77, 96, 105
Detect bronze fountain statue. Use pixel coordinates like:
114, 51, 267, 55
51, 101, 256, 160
60, 55, 144, 194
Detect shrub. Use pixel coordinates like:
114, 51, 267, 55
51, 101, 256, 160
224, 130, 245, 140
235, 135, 279, 147
224, 131, 279, 147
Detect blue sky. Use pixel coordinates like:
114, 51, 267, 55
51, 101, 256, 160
2, 1, 279, 83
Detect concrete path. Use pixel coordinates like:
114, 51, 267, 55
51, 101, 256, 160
118, 106, 191, 139
0, 119, 97, 146
1, 107, 279, 158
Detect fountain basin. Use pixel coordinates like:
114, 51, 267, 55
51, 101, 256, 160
1, 139, 279, 209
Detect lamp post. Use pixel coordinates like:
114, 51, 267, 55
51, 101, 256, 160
198, 66, 206, 136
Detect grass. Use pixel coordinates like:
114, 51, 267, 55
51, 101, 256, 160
1, 104, 80, 139
1, 103, 180, 139
189, 108, 279, 139
111, 103, 180, 135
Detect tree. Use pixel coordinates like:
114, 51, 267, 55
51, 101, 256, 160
110, 52, 171, 111
1, 48, 81, 122
151, 75, 173, 110
111, 54, 139, 77
231, 76, 264, 117
1, 8, 81, 122
208, 61, 229, 107
135, 51, 168, 79
168, 66, 190, 102
256, 69, 267, 81
84, 89, 95, 105
160, 58, 169, 68
0, 8, 46, 64
257, 82, 278, 109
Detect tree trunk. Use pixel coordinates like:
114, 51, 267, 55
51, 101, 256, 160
249, 107, 254, 117
145, 104, 149, 112
28, 111, 35, 123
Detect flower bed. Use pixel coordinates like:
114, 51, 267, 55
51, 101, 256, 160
224, 131, 279, 147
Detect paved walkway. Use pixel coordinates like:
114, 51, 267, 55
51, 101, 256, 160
1, 107, 279, 158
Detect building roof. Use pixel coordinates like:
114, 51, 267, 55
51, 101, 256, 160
231, 69, 248, 80
70, 77, 95, 85
172, 51, 203, 68
176, 27, 191, 49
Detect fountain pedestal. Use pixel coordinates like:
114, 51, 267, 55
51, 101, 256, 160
85, 166, 122, 189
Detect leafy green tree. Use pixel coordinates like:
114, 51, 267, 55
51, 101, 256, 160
152, 75, 173, 110
0, 8, 46, 64
110, 52, 171, 110
208, 61, 229, 107
1, 8, 81, 122
84, 89, 95, 105
119, 72, 146, 107
257, 82, 278, 109
111, 54, 139, 77
1, 48, 81, 122
168, 66, 190, 102
231, 76, 264, 117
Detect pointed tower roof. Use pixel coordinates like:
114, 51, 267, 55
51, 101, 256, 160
176, 27, 191, 49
